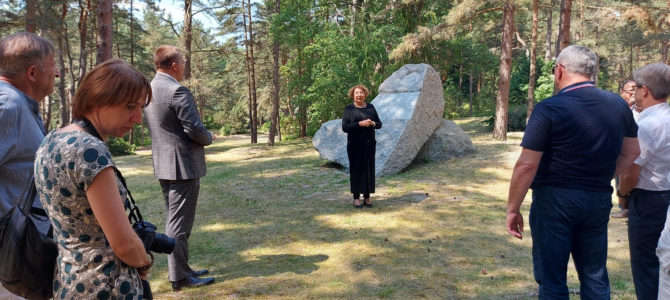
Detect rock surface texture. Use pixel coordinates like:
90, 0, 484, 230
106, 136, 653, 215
313, 63, 472, 176
414, 119, 475, 162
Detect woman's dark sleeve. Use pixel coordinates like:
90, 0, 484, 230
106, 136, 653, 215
371, 106, 382, 129
342, 107, 359, 133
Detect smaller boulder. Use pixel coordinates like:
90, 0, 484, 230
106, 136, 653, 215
414, 119, 475, 162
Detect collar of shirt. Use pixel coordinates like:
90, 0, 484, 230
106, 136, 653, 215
557, 81, 596, 94
0, 80, 40, 120
156, 71, 178, 84
637, 102, 668, 122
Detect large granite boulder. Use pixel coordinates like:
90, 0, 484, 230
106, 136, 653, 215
312, 63, 445, 176
414, 119, 475, 163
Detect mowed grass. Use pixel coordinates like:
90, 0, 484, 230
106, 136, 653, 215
114, 117, 636, 299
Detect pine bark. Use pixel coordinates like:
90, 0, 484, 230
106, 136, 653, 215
527, 0, 538, 123
183, 0, 192, 80
269, 0, 281, 146
96, 0, 113, 64
247, 0, 258, 143
493, 1, 515, 141
545, 0, 554, 60
555, 0, 572, 55
78, 0, 90, 85
57, 3, 69, 127
26, 0, 38, 32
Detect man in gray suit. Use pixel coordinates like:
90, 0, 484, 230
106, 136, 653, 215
144, 45, 215, 291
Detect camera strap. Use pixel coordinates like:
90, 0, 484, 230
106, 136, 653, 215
73, 118, 145, 224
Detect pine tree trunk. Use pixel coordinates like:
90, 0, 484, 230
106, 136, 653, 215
242, 0, 253, 142
77, 0, 90, 85
545, 0, 554, 60
493, 1, 515, 141
26, 0, 38, 32
183, 0, 192, 80
57, 4, 69, 128
350, 0, 358, 37
269, 0, 280, 146
96, 0, 113, 64
527, 0, 538, 123
469, 72, 473, 116
247, 0, 258, 143
555, 0, 572, 55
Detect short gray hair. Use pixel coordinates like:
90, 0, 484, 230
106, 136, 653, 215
0, 32, 54, 78
555, 45, 598, 78
633, 62, 670, 100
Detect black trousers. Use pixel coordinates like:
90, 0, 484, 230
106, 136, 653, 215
628, 188, 670, 299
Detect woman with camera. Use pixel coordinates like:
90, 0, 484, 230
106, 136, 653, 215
34, 59, 153, 299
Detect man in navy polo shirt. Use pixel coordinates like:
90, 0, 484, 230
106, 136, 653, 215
506, 45, 640, 299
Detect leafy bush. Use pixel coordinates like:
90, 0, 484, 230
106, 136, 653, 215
107, 137, 135, 156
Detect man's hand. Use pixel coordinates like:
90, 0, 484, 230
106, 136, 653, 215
507, 211, 524, 239
209, 131, 217, 141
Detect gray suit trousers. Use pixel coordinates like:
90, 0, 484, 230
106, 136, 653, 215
160, 178, 199, 282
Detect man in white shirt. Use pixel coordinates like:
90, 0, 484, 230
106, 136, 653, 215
618, 62, 670, 299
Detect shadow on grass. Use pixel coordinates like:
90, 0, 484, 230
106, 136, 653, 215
217, 254, 329, 280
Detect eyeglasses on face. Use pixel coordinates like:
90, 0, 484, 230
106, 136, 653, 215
551, 64, 564, 75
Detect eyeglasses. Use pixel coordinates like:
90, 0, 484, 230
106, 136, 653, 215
551, 64, 564, 75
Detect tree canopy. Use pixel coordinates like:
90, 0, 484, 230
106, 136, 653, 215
1, 0, 668, 147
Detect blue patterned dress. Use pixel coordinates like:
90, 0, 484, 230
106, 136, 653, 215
34, 130, 142, 300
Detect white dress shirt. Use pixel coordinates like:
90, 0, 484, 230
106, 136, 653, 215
633, 102, 670, 191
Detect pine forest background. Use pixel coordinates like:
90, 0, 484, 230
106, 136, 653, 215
1, 0, 668, 151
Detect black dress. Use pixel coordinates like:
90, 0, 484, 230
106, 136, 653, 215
342, 103, 383, 195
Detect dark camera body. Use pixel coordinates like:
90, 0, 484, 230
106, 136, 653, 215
132, 221, 175, 254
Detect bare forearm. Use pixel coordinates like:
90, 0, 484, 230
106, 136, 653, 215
507, 164, 537, 213
618, 164, 640, 195
113, 236, 150, 268
614, 137, 640, 177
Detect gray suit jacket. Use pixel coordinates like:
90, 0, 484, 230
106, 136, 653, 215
144, 72, 212, 180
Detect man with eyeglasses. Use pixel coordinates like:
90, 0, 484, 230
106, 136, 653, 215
611, 80, 641, 219
618, 62, 670, 299
506, 45, 640, 299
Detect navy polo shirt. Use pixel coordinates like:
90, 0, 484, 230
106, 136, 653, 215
522, 81, 638, 193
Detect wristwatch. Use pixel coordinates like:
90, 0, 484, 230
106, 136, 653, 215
616, 189, 629, 199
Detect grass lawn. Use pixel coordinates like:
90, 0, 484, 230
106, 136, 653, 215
114, 117, 636, 299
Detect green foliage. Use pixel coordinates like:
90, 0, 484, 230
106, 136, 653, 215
107, 137, 136, 156
534, 61, 555, 102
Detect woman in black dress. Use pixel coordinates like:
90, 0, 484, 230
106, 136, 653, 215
342, 84, 382, 208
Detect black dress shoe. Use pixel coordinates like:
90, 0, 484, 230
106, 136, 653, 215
171, 276, 215, 291
192, 269, 209, 277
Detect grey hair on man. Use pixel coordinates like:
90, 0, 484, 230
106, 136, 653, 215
555, 45, 598, 78
0, 32, 54, 78
633, 62, 670, 101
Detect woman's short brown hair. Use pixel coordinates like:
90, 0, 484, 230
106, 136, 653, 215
71, 59, 152, 119
154, 45, 182, 70
348, 84, 369, 99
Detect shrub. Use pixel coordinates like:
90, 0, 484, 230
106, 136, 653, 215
107, 137, 135, 156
